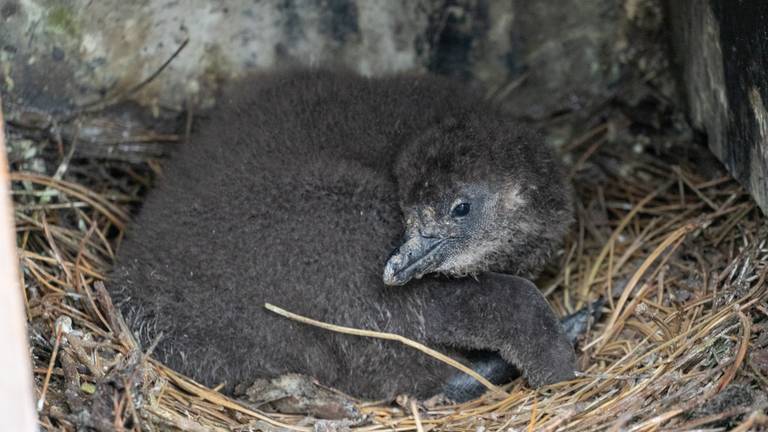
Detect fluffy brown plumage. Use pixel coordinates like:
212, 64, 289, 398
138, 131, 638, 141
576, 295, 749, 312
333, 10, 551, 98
108, 69, 575, 401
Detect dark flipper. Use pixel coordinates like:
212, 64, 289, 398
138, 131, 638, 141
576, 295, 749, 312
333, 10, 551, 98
442, 293, 604, 403
419, 273, 576, 400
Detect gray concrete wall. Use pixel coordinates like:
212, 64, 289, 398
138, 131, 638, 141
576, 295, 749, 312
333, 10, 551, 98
1, 0, 634, 118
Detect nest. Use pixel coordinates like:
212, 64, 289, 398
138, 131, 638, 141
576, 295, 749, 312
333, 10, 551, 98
9, 84, 768, 431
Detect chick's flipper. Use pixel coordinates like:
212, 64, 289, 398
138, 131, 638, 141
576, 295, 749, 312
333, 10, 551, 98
417, 273, 576, 396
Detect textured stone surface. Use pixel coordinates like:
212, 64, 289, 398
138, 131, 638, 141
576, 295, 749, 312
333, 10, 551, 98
669, 0, 768, 214
0, 0, 632, 118
0, 0, 432, 111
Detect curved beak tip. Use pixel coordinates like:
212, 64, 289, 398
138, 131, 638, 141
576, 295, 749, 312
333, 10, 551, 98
382, 235, 447, 286
382, 255, 408, 286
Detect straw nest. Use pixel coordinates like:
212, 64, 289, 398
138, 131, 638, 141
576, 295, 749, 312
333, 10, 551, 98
9, 86, 768, 431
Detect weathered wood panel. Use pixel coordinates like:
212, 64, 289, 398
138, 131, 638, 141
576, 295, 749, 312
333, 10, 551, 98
668, 0, 768, 213
0, 97, 38, 432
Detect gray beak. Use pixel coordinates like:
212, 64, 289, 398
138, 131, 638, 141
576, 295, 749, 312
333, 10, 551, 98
383, 234, 447, 286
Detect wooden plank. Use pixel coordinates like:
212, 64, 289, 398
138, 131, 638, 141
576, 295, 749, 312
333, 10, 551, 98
0, 96, 38, 431
668, 0, 768, 214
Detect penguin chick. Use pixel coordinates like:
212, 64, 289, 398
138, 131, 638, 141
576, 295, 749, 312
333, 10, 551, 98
108, 68, 576, 402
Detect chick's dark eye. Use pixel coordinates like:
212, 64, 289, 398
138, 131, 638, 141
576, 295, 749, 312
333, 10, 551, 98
451, 202, 471, 217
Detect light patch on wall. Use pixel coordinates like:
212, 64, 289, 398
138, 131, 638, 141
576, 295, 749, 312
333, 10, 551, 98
20, 0, 44, 25
355, 1, 423, 76
750, 87, 768, 147
80, 33, 104, 57
749, 87, 768, 207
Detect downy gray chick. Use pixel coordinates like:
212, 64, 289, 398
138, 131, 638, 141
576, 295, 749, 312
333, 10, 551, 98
108, 68, 575, 402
